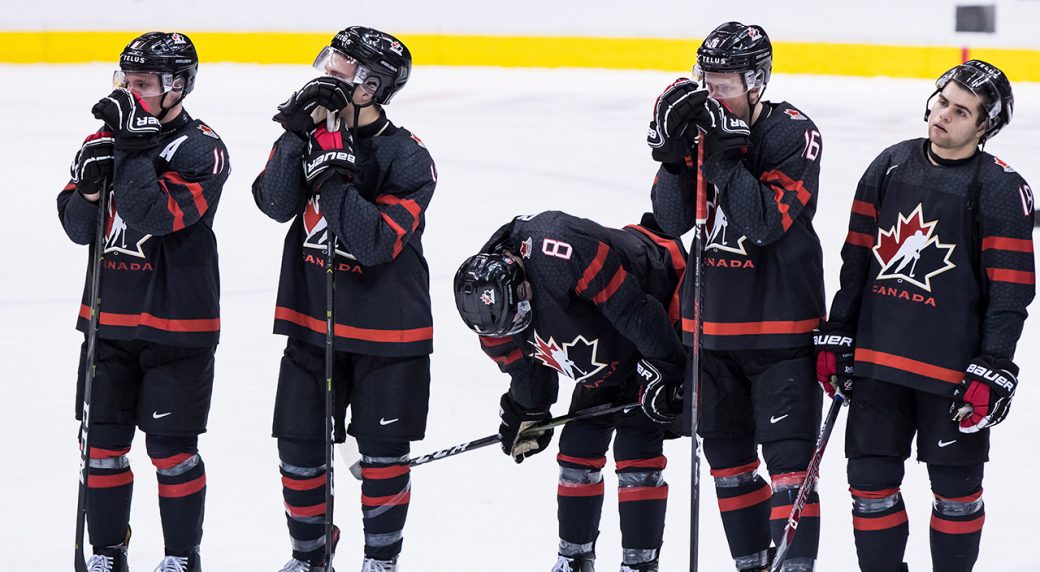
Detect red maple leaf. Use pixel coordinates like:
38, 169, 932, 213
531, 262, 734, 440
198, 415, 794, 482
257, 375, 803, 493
531, 333, 565, 373
874, 207, 932, 267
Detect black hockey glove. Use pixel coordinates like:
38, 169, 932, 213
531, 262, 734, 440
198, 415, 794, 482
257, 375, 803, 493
70, 130, 115, 199
647, 78, 708, 164
302, 124, 359, 190
498, 393, 554, 464
91, 88, 161, 150
274, 77, 353, 136
637, 357, 684, 424
952, 356, 1018, 433
695, 98, 751, 161
814, 325, 855, 402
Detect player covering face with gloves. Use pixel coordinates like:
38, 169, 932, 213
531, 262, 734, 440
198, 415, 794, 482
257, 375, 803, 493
454, 211, 687, 572
821, 59, 1033, 571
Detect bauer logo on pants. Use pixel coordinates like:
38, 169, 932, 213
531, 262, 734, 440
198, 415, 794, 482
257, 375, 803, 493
872, 204, 955, 292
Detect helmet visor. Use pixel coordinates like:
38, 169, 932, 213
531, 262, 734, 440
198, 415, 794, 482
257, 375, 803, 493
113, 70, 179, 97
694, 67, 757, 99
312, 46, 381, 96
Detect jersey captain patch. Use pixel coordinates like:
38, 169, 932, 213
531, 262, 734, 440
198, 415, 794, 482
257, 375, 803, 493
872, 204, 956, 292
529, 331, 607, 384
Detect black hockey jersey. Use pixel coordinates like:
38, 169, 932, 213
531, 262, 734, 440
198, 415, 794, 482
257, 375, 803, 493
652, 101, 825, 350
57, 112, 229, 347
828, 139, 1035, 396
253, 109, 436, 357
475, 211, 687, 410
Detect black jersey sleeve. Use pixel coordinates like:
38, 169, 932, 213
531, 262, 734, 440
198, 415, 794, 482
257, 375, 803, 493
477, 335, 560, 411
978, 175, 1036, 360
650, 156, 699, 238
252, 132, 310, 223
702, 114, 822, 246
57, 180, 102, 245
319, 144, 436, 266
827, 150, 891, 329
566, 230, 685, 362
112, 128, 229, 236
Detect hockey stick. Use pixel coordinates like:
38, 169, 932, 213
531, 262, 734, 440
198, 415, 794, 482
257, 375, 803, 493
346, 401, 639, 480
688, 139, 708, 572
74, 181, 109, 572
321, 109, 339, 571
769, 394, 845, 571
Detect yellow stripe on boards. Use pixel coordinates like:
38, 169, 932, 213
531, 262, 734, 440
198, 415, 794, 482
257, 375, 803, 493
1, 31, 1038, 81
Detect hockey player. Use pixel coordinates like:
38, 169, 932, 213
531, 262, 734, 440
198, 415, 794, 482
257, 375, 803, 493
647, 22, 826, 571
818, 60, 1034, 571
454, 211, 687, 572
252, 27, 435, 572
57, 32, 229, 572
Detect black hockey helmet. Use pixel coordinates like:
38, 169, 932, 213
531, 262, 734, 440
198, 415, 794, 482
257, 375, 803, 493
314, 26, 411, 105
117, 31, 199, 97
695, 22, 772, 92
454, 253, 532, 337
927, 59, 1014, 143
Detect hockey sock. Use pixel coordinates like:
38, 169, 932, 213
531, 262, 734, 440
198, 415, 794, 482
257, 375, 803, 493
711, 460, 772, 569
278, 437, 330, 564
557, 453, 607, 557
616, 455, 667, 565
86, 424, 135, 549
764, 439, 818, 569
848, 456, 909, 572
146, 434, 206, 555
928, 464, 985, 572
357, 439, 411, 561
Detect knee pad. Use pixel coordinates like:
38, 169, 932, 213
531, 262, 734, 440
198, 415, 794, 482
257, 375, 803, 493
356, 438, 410, 461
929, 464, 984, 518
146, 434, 201, 477
87, 424, 135, 471
762, 439, 813, 475
703, 437, 758, 472
847, 456, 904, 490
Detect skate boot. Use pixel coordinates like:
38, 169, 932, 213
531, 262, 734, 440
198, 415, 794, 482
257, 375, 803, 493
619, 560, 658, 572
86, 544, 129, 572
360, 556, 398, 571
153, 547, 201, 572
278, 526, 341, 572
551, 553, 595, 572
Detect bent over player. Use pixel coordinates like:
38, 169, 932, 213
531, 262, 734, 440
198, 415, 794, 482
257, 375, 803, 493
818, 60, 1034, 571
648, 22, 826, 571
57, 32, 229, 572
252, 27, 435, 572
454, 211, 686, 572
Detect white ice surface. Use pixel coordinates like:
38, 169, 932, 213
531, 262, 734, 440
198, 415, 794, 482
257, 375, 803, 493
0, 64, 1038, 571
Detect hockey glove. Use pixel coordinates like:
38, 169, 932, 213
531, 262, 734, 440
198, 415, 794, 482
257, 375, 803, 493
274, 77, 353, 136
91, 88, 161, 150
695, 98, 751, 161
638, 357, 684, 424
498, 392, 554, 464
814, 326, 855, 401
302, 124, 359, 190
70, 130, 115, 199
647, 78, 708, 164
952, 356, 1018, 433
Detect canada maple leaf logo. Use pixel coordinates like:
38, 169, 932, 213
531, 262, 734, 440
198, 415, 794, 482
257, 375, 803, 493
872, 204, 956, 292
529, 331, 607, 383
705, 198, 748, 255
302, 196, 355, 259
103, 192, 151, 258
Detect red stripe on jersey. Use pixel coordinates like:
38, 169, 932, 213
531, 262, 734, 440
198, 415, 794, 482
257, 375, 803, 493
156, 177, 186, 231
717, 483, 772, 512
846, 230, 875, 248
625, 224, 686, 323
161, 171, 208, 218
930, 513, 985, 535
771, 502, 820, 520
90, 447, 130, 459
361, 465, 410, 480
88, 471, 134, 489
491, 348, 524, 366
361, 491, 411, 507
986, 268, 1035, 284
760, 169, 811, 231
619, 485, 669, 503
851, 200, 877, 219
275, 306, 433, 343
150, 453, 193, 470
703, 318, 820, 336
79, 304, 220, 333
591, 266, 627, 304
850, 487, 900, 499
158, 475, 206, 498
557, 454, 607, 469
376, 195, 423, 232
710, 460, 760, 478
285, 502, 325, 518
982, 236, 1032, 253
855, 348, 962, 385
282, 474, 326, 491
479, 335, 513, 348
558, 482, 605, 497
616, 456, 667, 471
853, 511, 908, 531
379, 211, 408, 258
576, 243, 610, 294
